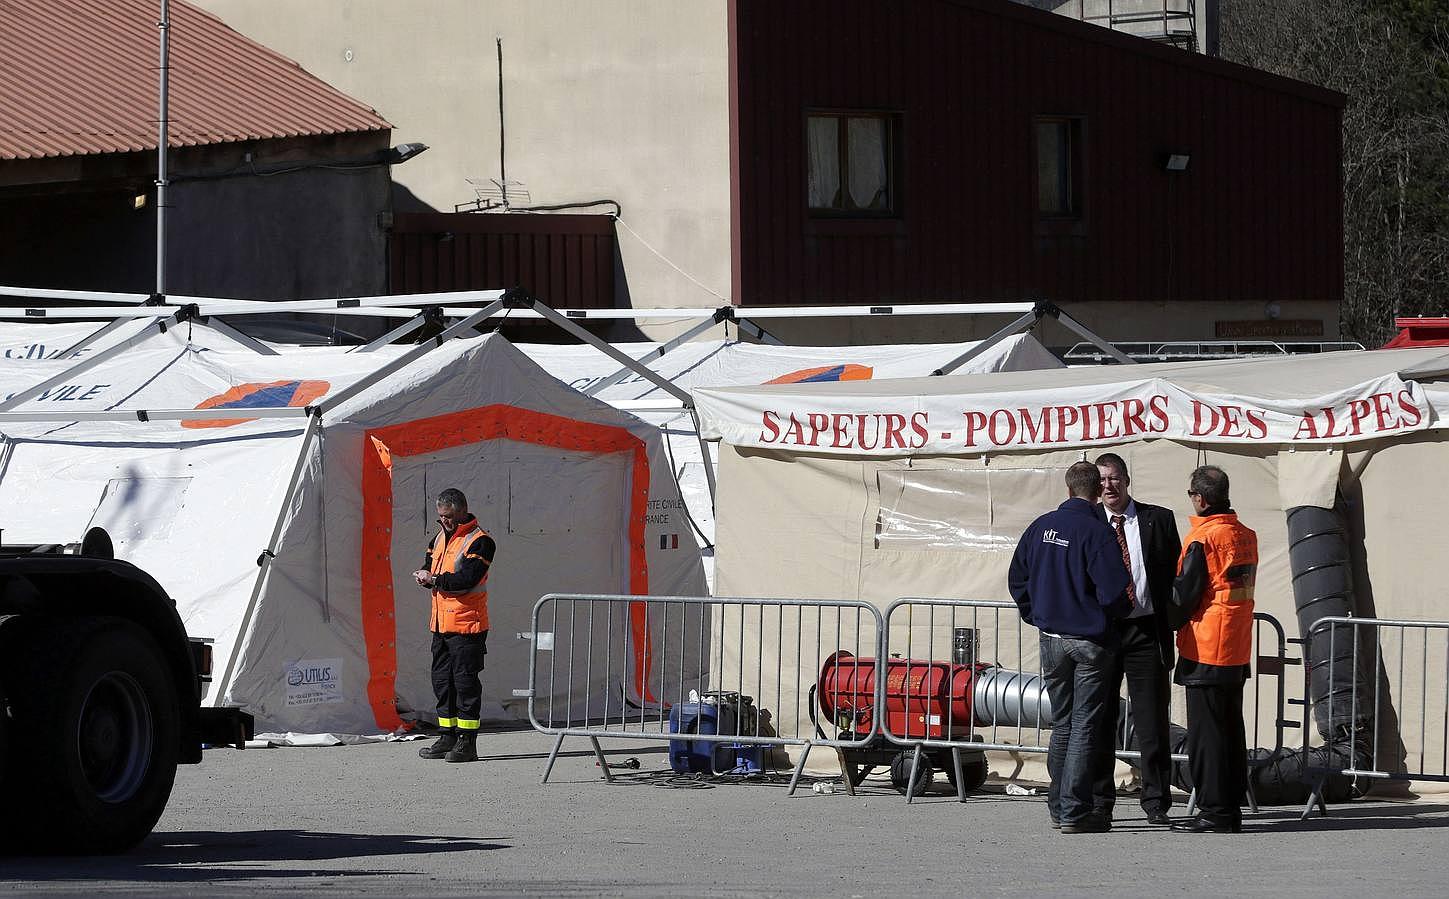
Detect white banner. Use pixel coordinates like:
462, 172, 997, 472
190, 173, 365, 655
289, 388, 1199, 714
694, 374, 1434, 455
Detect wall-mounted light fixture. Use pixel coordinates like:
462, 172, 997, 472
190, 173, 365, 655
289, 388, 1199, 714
1164, 153, 1191, 173
382, 142, 429, 165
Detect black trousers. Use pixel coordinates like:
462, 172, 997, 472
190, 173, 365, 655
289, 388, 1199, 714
431, 631, 487, 728
1185, 681, 1247, 826
1096, 616, 1174, 815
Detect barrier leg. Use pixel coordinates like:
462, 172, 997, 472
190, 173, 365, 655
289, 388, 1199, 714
835, 748, 859, 797
1299, 774, 1329, 820
1245, 772, 1260, 814
589, 736, 614, 783
1186, 787, 1198, 817
905, 744, 925, 804
951, 748, 967, 803
541, 733, 566, 784
787, 742, 814, 796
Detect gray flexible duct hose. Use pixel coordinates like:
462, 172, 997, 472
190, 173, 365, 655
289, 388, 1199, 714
972, 666, 1053, 729
972, 666, 1139, 769
1285, 503, 1368, 740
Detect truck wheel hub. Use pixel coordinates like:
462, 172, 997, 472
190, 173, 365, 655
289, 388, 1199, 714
78, 672, 154, 803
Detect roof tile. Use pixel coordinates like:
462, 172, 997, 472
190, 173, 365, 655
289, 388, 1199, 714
0, 0, 391, 160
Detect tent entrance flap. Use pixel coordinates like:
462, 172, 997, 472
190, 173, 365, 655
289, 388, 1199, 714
360, 403, 655, 731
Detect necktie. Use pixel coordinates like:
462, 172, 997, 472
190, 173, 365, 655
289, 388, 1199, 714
1112, 515, 1137, 604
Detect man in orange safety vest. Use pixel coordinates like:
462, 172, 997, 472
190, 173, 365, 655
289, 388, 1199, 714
413, 487, 495, 763
1168, 465, 1257, 834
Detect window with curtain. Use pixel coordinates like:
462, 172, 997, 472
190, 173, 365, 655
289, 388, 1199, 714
1035, 116, 1084, 218
807, 112, 897, 215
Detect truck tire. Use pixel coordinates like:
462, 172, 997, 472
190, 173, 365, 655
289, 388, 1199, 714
1, 617, 181, 854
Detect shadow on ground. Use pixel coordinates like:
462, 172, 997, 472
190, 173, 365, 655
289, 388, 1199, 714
1, 830, 509, 883
1251, 802, 1449, 833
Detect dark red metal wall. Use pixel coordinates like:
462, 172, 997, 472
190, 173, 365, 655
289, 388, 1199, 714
389, 212, 615, 307
731, 0, 1344, 307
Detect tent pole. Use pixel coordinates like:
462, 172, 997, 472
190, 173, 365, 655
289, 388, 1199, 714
583, 311, 726, 397
0, 284, 153, 304
688, 408, 718, 513
314, 300, 508, 415
54, 318, 136, 360
1046, 303, 1137, 365
731, 316, 785, 346
0, 406, 311, 424
195, 316, 280, 355
931, 308, 1042, 376
0, 312, 185, 412
352, 311, 432, 353
182, 288, 505, 317
530, 301, 694, 405
213, 413, 324, 707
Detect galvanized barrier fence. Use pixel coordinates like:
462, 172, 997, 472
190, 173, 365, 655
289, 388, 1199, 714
877, 599, 1293, 804
526, 593, 883, 791
1299, 615, 1449, 818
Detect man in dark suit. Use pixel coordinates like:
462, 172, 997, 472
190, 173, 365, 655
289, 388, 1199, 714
1093, 452, 1181, 825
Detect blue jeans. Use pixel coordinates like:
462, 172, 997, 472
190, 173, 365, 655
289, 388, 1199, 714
1041, 633, 1117, 825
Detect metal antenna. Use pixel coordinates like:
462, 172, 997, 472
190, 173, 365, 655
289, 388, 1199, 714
496, 36, 507, 208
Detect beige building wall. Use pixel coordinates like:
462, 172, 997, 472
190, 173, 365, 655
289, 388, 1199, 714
194, 0, 733, 334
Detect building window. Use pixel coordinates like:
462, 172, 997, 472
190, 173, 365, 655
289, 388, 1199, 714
807, 112, 898, 215
1035, 116, 1084, 218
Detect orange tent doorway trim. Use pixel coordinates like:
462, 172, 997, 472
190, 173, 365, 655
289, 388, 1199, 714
360, 404, 652, 731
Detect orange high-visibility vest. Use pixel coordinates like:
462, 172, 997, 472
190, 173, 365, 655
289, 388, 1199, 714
429, 520, 490, 634
1176, 513, 1257, 667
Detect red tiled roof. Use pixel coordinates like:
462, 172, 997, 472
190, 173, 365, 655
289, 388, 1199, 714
0, 0, 391, 161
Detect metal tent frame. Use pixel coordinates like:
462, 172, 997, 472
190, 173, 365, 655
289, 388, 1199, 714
0, 284, 1130, 435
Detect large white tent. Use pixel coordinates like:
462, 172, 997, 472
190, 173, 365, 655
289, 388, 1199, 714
694, 347, 1449, 774
0, 322, 706, 736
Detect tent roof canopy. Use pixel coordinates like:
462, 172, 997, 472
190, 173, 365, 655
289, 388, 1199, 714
697, 346, 1449, 402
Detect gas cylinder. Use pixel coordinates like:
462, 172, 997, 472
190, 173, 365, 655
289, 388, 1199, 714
818, 650, 987, 740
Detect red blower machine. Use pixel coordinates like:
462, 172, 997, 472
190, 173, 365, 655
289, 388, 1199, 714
813, 642, 991, 795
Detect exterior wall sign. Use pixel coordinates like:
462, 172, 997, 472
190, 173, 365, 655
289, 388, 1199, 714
696, 374, 1431, 455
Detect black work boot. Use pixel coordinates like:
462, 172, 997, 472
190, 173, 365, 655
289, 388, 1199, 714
418, 729, 457, 759
445, 731, 478, 763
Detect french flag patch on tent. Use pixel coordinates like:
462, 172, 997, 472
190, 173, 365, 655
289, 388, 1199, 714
659, 534, 679, 550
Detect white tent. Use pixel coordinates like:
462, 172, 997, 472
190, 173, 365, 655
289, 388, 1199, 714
0, 325, 707, 736
518, 334, 1065, 585
694, 347, 1449, 772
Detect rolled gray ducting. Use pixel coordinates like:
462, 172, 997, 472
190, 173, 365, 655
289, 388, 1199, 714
971, 666, 1132, 742
971, 666, 1142, 770
972, 666, 1053, 729
1285, 503, 1368, 740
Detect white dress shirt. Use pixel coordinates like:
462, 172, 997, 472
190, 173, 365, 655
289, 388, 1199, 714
1110, 500, 1153, 618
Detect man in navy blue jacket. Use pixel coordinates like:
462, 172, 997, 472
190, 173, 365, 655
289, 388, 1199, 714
1009, 461, 1133, 834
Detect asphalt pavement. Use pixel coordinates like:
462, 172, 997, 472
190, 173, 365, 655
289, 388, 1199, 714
4, 727, 1447, 897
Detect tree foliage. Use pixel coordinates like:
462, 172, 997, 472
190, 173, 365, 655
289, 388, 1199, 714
1221, 0, 1449, 345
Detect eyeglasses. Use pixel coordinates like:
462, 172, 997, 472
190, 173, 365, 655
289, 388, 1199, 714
1186, 490, 1200, 498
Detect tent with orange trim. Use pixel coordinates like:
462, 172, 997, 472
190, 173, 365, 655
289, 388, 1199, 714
0, 325, 707, 737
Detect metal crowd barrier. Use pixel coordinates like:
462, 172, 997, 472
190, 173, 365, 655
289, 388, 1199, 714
1299, 616, 1449, 818
880, 599, 1293, 805
525, 593, 883, 792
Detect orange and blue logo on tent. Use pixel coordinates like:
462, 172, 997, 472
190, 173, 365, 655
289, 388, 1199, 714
183, 379, 330, 429
764, 364, 873, 385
